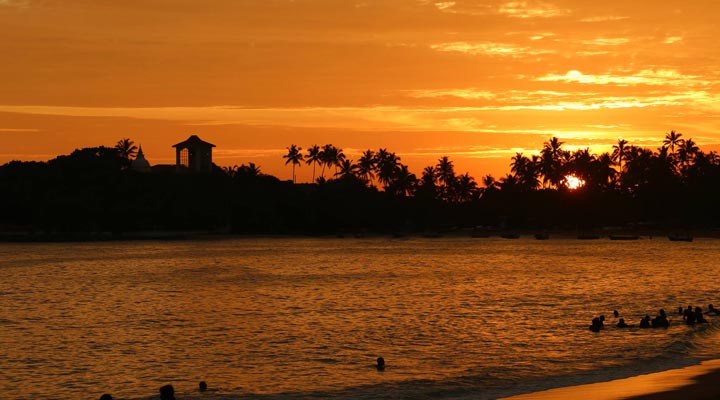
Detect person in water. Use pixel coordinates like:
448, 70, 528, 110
652, 309, 670, 328
706, 304, 720, 315
639, 315, 651, 328
695, 307, 708, 323
678, 306, 684, 315
160, 385, 176, 400
199, 381, 208, 392
616, 318, 629, 328
99, 395, 113, 400
376, 357, 385, 371
613, 310, 619, 318
589, 317, 603, 332
684, 305, 694, 320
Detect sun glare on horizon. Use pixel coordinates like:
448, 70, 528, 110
563, 174, 586, 190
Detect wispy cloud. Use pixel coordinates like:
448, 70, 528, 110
663, 36, 683, 44
405, 88, 495, 100
580, 15, 629, 22
430, 41, 555, 57
580, 38, 630, 46
497, 1, 570, 19
536, 69, 712, 87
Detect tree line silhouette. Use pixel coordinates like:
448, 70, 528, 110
1, 132, 719, 238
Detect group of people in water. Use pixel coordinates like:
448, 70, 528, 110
99, 382, 209, 400
97, 359, 390, 399
589, 304, 720, 332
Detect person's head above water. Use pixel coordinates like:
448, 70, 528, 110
160, 385, 175, 400
199, 381, 208, 392
613, 310, 619, 318
376, 357, 385, 370
99, 395, 113, 400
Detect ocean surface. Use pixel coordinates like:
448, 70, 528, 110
1, 237, 720, 399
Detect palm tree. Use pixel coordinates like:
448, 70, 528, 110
663, 130, 684, 153
305, 145, 321, 182
510, 152, 538, 191
539, 136, 566, 188
375, 148, 400, 189
336, 159, 358, 179
456, 172, 479, 202
283, 144, 303, 183
387, 164, 417, 197
115, 138, 137, 168
319, 144, 345, 178
357, 149, 377, 185
611, 139, 629, 171
436, 156, 456, 201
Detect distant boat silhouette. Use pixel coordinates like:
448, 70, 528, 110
471, 230, 491, 238
668, 234, 693, 242
500, 233, 520, 239
577, 233, 601, 240
609, 234, 640, 241
422, 232, 442, 238
534, 232, 549, 240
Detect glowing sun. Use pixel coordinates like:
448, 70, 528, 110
563, 175, 586, 190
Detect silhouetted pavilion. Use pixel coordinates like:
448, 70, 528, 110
172, 135, 215, 173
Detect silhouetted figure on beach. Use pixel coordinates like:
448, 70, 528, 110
589, 317, 603, 332
376, 357, 385, 371
616, 318, 628, 328
613, 310, 619, 318
160, 385, 176, 400
695, 307, 708, 323
99, 394, 113, 400
640, 315, 651, 328
652, 309, 669, 328
706, 304, 720, 315
199, 381, 207, 392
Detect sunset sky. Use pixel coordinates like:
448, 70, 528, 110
1, 0, 719, 181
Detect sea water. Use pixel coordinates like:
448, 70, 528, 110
1, 237, 719, 399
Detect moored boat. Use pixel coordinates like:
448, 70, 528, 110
609, 234, 640, 240
668, 234, 693, 242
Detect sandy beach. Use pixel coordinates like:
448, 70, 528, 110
500, 360, 720, 400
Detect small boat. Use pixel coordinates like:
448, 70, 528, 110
471, 230, 491, 238
577, 234, 601, 240
668, 234, 693, 242
609, 234, 640, 241
534, 232, 549, 240
500, 233, 520, 239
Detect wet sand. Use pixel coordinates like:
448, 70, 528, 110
500, 359, 720, 400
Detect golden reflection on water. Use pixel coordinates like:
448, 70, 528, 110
1, 238, 720, 399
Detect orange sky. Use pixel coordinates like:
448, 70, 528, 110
1, 0, 719, 181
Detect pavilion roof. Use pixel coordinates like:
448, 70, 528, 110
172, 135, 216, 148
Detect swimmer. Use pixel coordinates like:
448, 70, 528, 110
160, 385, 176, 400
616, 318, 628, 328
376, 357, 386, 371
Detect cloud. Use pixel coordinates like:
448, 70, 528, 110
536, 69, 712, 87
497, 1, 570, 18
405, 88, 495, 100
580, 15, 629, 22
430, 41, 555, 57
663, 36, 683, 44
580, 38, 630, 46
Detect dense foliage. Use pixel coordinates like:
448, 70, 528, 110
2, 133, 720, 236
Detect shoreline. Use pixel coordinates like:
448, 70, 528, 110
1, 228, 719, 243
499, 359, 720, 400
